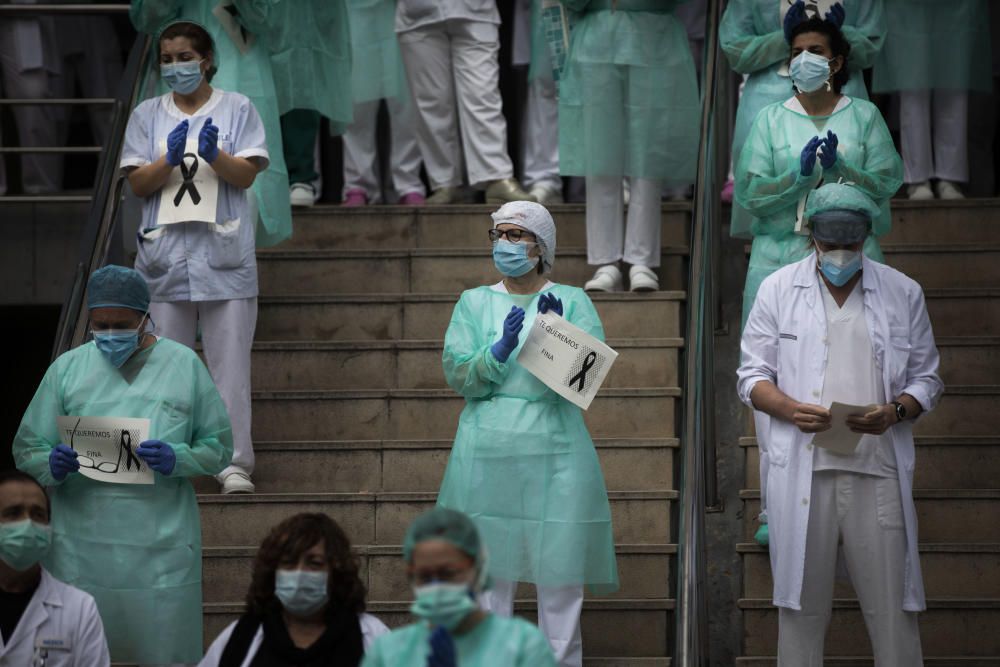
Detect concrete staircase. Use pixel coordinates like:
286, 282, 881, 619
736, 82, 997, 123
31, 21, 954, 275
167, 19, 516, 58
735, 200, 1000, 665
197, 204, 690, 664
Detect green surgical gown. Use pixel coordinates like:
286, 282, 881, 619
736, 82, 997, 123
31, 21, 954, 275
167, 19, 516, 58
130, 0, 293, 247
361, 615, 557, 667
734, 97, 903, 327
437, 284, 619, 594
872, 0, 992, 93
13, 338, 233, 665
720, 0, 887, 239
348, 0, 408, 104
558, 0, 700, 184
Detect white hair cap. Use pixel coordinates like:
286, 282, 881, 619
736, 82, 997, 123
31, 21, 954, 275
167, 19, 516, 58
490, 201, 557, 273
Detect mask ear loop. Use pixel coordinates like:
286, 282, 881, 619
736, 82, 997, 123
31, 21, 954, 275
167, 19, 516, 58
472, 543, 492, 595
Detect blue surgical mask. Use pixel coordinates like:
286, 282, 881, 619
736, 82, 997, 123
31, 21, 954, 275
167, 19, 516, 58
275, 569, 329, 616
817, 247, 862, 286
410, 582, 476, 630
790, 51, 831, 93
493, 239, 539, 277
93, 316, 146, 368
0, 519, 52, 571
161, 60, 204, 95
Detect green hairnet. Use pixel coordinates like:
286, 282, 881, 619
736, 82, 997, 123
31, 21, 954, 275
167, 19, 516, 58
403, 508, 481, 563
805, 183, 881, 221
805, 183, 881, 244
87, 265, 150, 313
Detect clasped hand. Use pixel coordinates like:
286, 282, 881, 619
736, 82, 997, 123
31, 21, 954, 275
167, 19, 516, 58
784, 1, 845, 42
800, 131, 839, 176
490, 306, 525, 363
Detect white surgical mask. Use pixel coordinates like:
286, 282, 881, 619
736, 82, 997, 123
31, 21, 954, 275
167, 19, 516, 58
790, 51, 831, 93
274, 569, 329, 616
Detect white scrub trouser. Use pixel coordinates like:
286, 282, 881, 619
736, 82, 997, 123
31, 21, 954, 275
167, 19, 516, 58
899, 89, 969, 184
586, 176, 662, 268
398, 19, 513, 188
778, 471, 923, 666
149, 298, 257, 477
481, 579, 584, 667
522, 75, 561, 192
342, 96, 425, 201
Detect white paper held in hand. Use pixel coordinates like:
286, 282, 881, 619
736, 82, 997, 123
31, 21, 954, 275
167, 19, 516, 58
810, 402, 878, 455
517, 311, 618, 410
56, 415, 153, 485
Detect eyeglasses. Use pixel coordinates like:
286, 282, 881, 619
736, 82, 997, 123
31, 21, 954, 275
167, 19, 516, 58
488, 228, 535, 243
70, 418, 144, 474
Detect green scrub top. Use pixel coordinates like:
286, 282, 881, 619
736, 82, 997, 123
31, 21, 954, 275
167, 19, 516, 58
13, 338, 233, 665
872, 0, 992, 93
558, 0, 700, 184
438, 284, 619, 594
734, 97, 903, 327
720, 0, 887, 239
130, 0, 293, 248
361, 615, 558, 667
348, 0, 409, 104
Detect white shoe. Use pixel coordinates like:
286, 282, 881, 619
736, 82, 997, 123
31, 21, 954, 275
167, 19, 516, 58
629, 265, 659, 292
906, 182, 934, 200
584, 265, 624, 292
218, 470, 255, 494
290, 183, 317, 207
935, 180, 965, 200
529, 184, 564, 205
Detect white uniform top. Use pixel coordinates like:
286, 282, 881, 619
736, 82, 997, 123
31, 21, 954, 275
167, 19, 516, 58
738, 254, 943, 612
0, 569, 110, 666
120, 89, 269, 303
197, 613, 390, 667
395, 0, 500, 33
813, 278, 897, 477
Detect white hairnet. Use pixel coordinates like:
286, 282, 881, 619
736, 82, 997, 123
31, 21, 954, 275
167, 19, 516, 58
491, 201, 557, 273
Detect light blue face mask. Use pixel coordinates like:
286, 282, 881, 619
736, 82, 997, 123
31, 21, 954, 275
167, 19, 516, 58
790, 50, 831, 93
161, 60, 204, 95
93, 315, 146, 368
0, 519, 52, 571
410, 582, 477, 630
817, 247, 862, 286
492, 240, 539, 277
275, 569, 329, 616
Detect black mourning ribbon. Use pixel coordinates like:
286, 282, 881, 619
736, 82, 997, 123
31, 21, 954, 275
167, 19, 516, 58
173, 153, 201, 206
568, 351, 598, 392
121, 431, 142, 472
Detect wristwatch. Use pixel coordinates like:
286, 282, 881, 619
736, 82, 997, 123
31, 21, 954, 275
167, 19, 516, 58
892, 401, 907, 422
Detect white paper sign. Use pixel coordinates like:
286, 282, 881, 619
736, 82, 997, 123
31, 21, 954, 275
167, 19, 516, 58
156, 139, 219, 226
57, 416, 153, 485
810, 402, 877, 455
777, 0, 840, 77
518, 312, 618, 410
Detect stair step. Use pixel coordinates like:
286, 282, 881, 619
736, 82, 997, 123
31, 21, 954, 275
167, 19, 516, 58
257, 248, 688, 294
283, 203, 691, 250
194, 437, 678, 494
203, 543, 676, 603
244, 338, 683, 391
740, 490, 1000, 543
738, 543, 1000, 599
925, 289, 1000, 336
935, 337, 1000, 385
257, 291, 685, 341
881, 198, 1000, 245
250, 387, 681, 441
739, 598, 1000, 656
740, 436, 1000, 490
880, 244, 1000, 289
198, 490, 678, 548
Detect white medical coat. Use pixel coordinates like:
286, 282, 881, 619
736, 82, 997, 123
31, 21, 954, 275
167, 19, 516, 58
0, 568, 109, 666
737, 254, 943, 611
395, 0, 500, 33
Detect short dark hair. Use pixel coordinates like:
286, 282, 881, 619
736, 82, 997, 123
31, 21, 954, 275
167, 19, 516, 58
159, 21, 218, 82
0, 469, 50, 518
789, 17, 851, 94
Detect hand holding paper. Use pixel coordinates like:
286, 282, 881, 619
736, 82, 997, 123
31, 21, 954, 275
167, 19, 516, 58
811, 402, 878, 455
792, 403, 831, 434
137, 440, 176, 475
846, 404, 895, 435
49, 444, 80, 481
538, 293, 563, 316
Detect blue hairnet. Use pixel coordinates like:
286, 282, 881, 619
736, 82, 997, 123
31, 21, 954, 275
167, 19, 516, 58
87, 265, 150, 313
403, 508, 482, 563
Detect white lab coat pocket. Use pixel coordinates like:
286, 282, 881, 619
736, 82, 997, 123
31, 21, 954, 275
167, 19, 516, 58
875, 476, 905, 530
765, 419, 794, 468
135, 225, 172, 278
888, 324, 912, 387
207, 218, 247, 270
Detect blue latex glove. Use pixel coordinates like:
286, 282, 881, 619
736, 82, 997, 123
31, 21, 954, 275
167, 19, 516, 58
136, 440, 176, 475
824, 2, 846, 28
490, 306, 525, 363
800, 136, 822, 177
783, 0, 807, 43
165, 120, 189, 167
198, 116, 219, 163
819, 130, 839, 169
49, 444, 79, 482
537, 292, 563, 317
427, 626, 456, 667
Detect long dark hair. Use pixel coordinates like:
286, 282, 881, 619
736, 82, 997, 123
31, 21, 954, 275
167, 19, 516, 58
159, 21, 218, 82
789, 17, 851, 94
245, 513, 367, 616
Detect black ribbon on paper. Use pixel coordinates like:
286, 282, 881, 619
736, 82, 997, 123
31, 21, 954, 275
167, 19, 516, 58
121, 431, 143, 472
173, 153, 201, 206
568, 351, 597, 392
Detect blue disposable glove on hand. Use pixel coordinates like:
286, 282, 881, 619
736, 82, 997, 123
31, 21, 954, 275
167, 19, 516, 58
824, 2, 846, 28
819, 130, 839, 169
490, 306, 525, 363
427, 626, 456, 667
783, 0, 807, 43
800, 136, 822, 176
136, 439, 177, 475
166, 120, 189, 167
49, 444, 79, 482
537, 292, 563, 317
198, 117, 220, 164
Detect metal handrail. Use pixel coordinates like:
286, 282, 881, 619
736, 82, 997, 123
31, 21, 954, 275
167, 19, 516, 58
0, 147, 102, 153
0, 98, 116, 105
674, 0, 723, 663
0, 4, 130, 15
